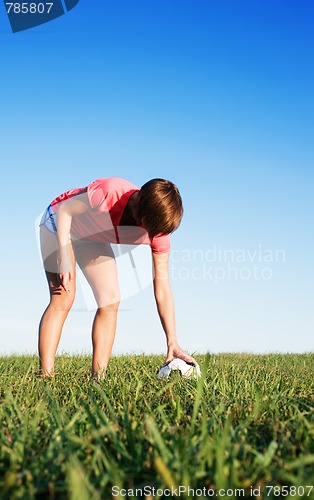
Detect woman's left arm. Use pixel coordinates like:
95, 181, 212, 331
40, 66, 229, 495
152, 251, 196, 365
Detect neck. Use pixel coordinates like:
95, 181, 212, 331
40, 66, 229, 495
129, 191, 139, 223
120, 191, 140, 226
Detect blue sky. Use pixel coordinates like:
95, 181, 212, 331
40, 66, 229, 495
0, 0, 313, 356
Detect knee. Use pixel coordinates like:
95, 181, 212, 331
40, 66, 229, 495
62, 298, 75, 313
50, 295, 75, 313
96, 289, 121, 309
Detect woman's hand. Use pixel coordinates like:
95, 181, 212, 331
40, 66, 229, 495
164, 342, 196, 366
59, 270, 74, 293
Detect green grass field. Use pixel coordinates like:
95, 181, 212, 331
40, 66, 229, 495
0, 354, 313, 499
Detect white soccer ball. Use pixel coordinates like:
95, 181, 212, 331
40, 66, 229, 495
157, 357, 201, 380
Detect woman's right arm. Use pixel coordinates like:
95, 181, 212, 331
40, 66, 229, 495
56, 192, 90, 292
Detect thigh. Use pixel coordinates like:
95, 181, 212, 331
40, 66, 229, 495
74, 240, 120, 308
40, 224, 59, 275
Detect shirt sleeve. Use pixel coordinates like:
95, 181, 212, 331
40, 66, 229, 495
151, 234, 171, 254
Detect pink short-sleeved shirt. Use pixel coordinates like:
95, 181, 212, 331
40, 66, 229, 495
50, 177, 170, 254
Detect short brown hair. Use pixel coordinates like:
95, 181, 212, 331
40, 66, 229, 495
136, 179, 183, 239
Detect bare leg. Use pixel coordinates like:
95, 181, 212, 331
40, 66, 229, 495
74, 242, 120, 378
91, 302, 119, 377
38, 226, 76, 376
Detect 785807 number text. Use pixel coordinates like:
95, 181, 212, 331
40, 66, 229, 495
5, 3, 54, 14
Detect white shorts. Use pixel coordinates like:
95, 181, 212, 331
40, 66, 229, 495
39, 205, 57, 233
